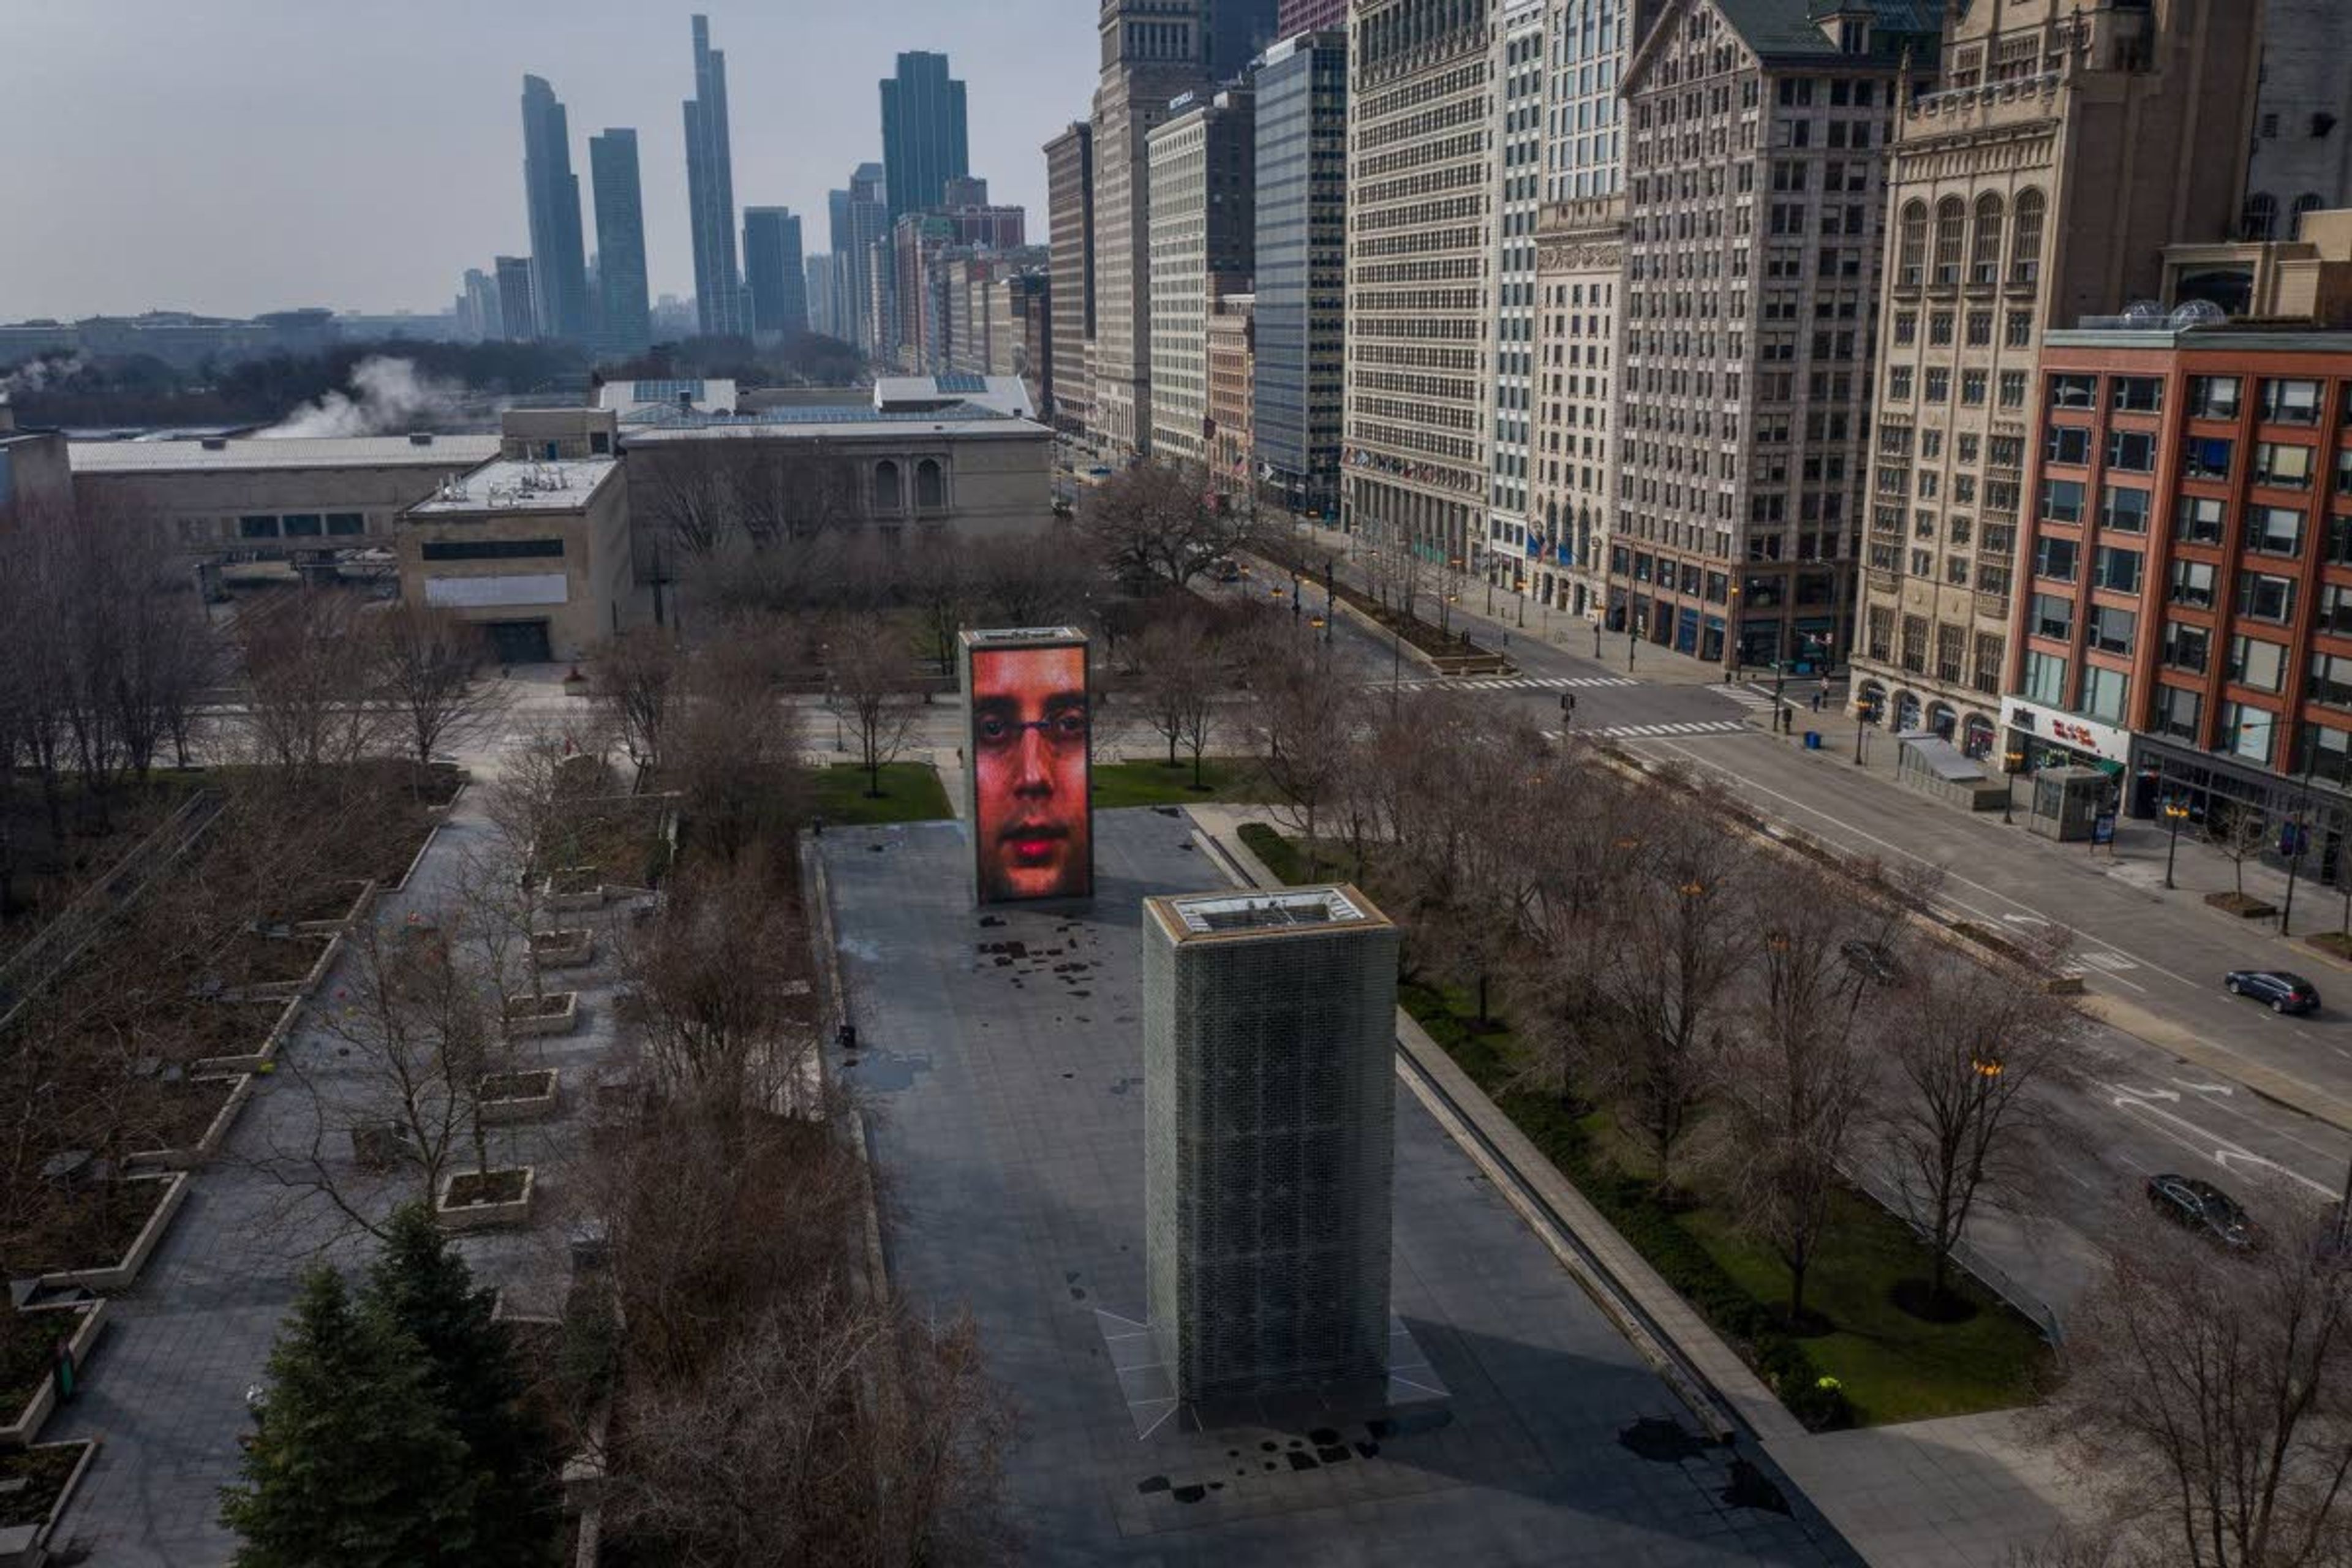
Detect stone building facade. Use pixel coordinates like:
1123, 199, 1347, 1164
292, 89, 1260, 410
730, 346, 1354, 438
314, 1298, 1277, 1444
1148, 88, 1257, 466
1849, 0, 2263, 753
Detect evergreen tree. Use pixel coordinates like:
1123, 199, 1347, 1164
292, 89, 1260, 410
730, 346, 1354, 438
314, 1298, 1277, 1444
221, 1265, 475, 1567
366, 1204, 563, 1567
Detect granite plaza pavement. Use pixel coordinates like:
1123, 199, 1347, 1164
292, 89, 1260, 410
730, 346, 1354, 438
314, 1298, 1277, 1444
821, 810, 1862, 1567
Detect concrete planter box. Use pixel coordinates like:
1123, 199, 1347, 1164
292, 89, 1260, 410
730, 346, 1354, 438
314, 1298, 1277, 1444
531, 929, 596, 970
0, 1303, 107, 1451
542, 870, 608, 914
0, 1439, 100, 1567
480, 1068, 562, 1125
192, 994, 303, 1076
505, 991, 580, 1038
127, 1074, 255, 1171
37, 1172, 190, 1294
239, 933, 341, 1003
435, 1166, 536, 1232
2205, 890, 2278, 919
420, 773, 472, 823
293, 880, 377, 937
391, 823, 447, 893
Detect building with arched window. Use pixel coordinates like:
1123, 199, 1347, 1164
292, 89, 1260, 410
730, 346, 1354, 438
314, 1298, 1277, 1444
1851, 0, 2263, 772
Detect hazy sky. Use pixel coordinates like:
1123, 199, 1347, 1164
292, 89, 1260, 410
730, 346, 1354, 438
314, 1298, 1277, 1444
0, 1, 1097, 320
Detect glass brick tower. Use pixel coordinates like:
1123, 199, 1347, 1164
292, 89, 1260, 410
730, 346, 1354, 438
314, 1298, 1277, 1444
1142, 886, 1400, 1401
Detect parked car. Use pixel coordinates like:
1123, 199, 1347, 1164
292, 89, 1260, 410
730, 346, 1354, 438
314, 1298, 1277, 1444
2145, 1174, 2261, 1249
1839, 938, 1902, 987
2223, 969, 2321, 1014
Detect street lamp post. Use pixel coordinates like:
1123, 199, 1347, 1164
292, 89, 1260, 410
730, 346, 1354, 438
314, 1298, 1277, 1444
2163, 797, 2191, 889
2002, 748, 2026, 826
1723, 586, 1741, 683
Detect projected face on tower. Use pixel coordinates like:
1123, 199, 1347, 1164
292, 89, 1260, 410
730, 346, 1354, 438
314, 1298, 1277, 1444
969, 641, 1093, 902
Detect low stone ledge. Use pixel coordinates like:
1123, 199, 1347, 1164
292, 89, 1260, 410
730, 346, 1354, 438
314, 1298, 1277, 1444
36, 1173, 190, 1294
0, 1302, 107, 1451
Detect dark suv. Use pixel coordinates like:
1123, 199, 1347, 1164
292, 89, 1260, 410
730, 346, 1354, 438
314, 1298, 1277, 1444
2223, 970, 2321, 1014
2146, 1174, 2261, 1249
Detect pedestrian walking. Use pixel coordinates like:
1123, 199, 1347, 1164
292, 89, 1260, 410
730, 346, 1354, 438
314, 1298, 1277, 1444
1811, 688, 1824, 714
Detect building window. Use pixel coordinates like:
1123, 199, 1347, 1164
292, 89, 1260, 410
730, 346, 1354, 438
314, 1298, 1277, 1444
2169, 559, 2217, 608
2231, 635, 2288, 693
2222, 700, 2276, 762
2009, 189, 2045, 283
1966, 311, 1993, 347
1894, 310, 1918, 344
1999, 371, 2028, 409
2258, 378, 2314, 425
1929, 311, 1954, 345
874, 460, 902, 512
1973, 633, 2004, 696
2090, 605, 2137, 655
1961, 371, 1988, 405
2162, 620, 2210, 674
2188, 376, 2242, 420
1933, 197, 1966, 285
2252, 442, 2314, 488
2030, 592, 2074, 641
2111, 377, 2163, 414
2022, 650, 2068, 706
1898, 200, 1927, 285
1969, 192, 2004, 284
915, 458, 946, 508
2106, 431, 2156, 472
281, 513, 323, 538
2241, 192, 2280, 242
326, 513, 365, 536
2100, 485, 2150, 533
2048, 374, 2098, 410
2038, 478, 2086, 524
2249, 505, 2304, 554
2177, 496, 2226, 545
2082, 665, 2129, 725
1926, 368, 1951, 402
238, 515, 280, 539
2310, 652, 2352, 710
2236, 571, 2297, 622
418, 538, 563, 561
2045, 425, 2090, 465
2004, 309, 2033, 347
2182, 437, 2234, 481
2324, 583, 2352, 635
2154, 684, 2203, 742
2093, 546, 2142, 594
2035, 535, 2079, 581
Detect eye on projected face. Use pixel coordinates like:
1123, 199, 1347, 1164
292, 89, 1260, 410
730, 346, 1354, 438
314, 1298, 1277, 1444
970, 644, 1091, 901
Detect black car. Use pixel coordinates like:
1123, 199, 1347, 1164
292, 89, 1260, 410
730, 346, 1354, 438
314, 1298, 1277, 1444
2223, 969, 2321, 1014
2145, 1174, 2261, 1249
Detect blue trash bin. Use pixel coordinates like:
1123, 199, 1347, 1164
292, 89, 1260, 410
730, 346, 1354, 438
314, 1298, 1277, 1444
1803, 731, 1822, 750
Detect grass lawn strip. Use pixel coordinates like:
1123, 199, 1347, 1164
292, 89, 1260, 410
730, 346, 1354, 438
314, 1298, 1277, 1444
1243, 822, 2049, 1428
810, 763, 952, 826
1090, 758, 1265, 809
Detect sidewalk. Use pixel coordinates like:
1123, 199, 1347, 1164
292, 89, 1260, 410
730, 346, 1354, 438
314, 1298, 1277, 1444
1186, 802, 2097, 1568
1281, 518, 1750, 690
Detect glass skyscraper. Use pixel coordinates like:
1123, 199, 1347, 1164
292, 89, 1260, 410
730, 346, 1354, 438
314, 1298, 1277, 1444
683, 14, 747, 337
589, 129, 650, 358
742, 208, 809, 340
880, 51, 969, 221
520, 75, 590, 342
1251, 31, 1346, 515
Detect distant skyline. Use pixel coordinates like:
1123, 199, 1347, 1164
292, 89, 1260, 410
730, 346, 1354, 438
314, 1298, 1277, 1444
0, 1, 1095, 322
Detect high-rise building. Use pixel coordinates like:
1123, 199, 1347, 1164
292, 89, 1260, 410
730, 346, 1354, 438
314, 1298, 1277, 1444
588, 129, 651, 359
2004, 216, 2352, 818
805, 255, 837, 343
1148, 86, 1255, 466
1251, 30, 1346, 517
494, 255, 538, 342
1479, 0, 1547, 601
1142, 886, 1401, 1403
683, 14, 747, 337
1089, 1, 1277, 462
1204, 0, 1282, 81
743, 208, 809, 341
1044, 122, 1096, 434
1344, 0, 1495, 570
1614, 1, 1940, 674
520, 75, 591, 342
1850, 1, 2264, 755
1526, 0, 1655, 620
2244, 0, 2352, 241
1205, 288, 1255, 497
881, 51, 971, 220
828, 162, 891, 355
943, 175, 991, 209
1276, 0, 1346, 33
462, 268, 500, 345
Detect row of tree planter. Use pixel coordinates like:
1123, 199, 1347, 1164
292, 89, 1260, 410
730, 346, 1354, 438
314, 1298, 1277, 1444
0, 1302, 107, 1450
0, 1438, 99, 1566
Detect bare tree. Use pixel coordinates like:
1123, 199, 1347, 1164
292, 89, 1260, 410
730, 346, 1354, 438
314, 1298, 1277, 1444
2037, 1192, 2352, 1568
1517, 750, 1649, 1104
1076, 460, 1253, 590
1720, 864, 1885, 1324
1246, 643, 1362, 880
2207, 805, 2275, 905
1879, 943, 2086, 1307
232, 589, 391, 785
590, 624, 686, 767
969, 535, 1093, 627
1131, 616, 1221, 785
374, 601, 504, 780
902, 546, 975, 677
826, 615, 924, 800
669, 629, 809, 864
1588, 804, 1757, 1196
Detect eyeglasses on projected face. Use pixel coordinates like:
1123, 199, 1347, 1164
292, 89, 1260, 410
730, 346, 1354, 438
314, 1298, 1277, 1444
973, 704, 1090, 753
